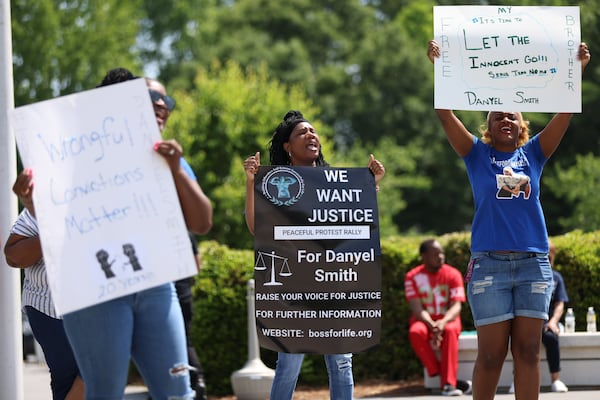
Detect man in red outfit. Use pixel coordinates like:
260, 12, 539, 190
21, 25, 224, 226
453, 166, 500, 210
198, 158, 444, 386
405, 239, 471, 396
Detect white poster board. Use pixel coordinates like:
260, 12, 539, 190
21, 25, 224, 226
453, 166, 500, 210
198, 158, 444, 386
433, 6, 581, 112
10, 79, 197, 315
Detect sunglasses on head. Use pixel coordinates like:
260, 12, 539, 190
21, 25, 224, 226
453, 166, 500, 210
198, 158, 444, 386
148, 89, 176, 111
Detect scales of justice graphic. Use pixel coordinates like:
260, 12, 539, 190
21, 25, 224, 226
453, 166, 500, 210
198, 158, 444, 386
255, 250, 292, 286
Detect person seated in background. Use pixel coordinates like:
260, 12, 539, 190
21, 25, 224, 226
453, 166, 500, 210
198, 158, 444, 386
405, 239, 472, 396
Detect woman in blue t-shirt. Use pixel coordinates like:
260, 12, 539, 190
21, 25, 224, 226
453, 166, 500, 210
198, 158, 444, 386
427, 40, 590, 400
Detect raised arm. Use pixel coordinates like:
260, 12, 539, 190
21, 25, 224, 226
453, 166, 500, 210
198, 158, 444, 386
154, 140, 213, 235
367, 154, 385, 191
435, 110, 474, 157
538, 42, 591, 158
427, 40, 474, 157
12, 168, 35, 216
4, 170, 42, 268
243, 152, 261, 235
173, 169, 213, 235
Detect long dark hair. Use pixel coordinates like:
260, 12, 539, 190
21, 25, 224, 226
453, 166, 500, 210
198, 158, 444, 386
268, 110, 328, 166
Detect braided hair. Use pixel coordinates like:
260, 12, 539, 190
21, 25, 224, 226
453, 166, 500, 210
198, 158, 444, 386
268, 110, 328, 166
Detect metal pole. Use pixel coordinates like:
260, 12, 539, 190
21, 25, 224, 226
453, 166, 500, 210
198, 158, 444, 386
0, 0, 23, 399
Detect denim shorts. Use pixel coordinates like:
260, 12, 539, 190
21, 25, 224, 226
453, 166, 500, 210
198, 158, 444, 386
466, 251, 553, 327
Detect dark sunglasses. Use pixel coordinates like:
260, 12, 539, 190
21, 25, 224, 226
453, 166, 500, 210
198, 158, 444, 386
148, 89, 176, 111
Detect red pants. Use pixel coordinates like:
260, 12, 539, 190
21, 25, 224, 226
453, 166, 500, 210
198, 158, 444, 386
408, 318, 461, 388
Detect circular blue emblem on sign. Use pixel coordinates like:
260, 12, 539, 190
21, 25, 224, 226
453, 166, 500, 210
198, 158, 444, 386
261, 167, 305, 206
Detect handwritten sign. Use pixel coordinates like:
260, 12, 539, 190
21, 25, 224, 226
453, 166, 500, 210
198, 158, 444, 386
433, 6, 581, 112
10, 79, 197, 315
253, 166, 381, 354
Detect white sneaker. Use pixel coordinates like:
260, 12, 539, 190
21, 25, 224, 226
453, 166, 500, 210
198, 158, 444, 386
551, 380, 568, 392
441, 384, 463, 396
507, 381, 515, 394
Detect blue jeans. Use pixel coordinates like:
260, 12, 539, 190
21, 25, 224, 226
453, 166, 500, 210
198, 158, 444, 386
270, 352, 353, 400
63, 283, 193, 400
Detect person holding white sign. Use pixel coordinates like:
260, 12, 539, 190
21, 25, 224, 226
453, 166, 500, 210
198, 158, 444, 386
60, 68, 213, 400
427, 41, 590, 400
5, 169, 85, 400
243, 110, 385, 400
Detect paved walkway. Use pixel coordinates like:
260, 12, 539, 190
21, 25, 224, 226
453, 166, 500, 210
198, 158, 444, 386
23, 361, 148, 400
22, 361, 600, 399
362, 389, 600, 400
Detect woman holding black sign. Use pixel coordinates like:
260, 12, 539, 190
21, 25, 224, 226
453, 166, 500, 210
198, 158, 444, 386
427, 40, 590, 400
243, 110, 385, 400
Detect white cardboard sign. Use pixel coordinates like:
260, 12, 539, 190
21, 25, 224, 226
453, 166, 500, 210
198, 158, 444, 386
433, 6, 581, 112
10, 79, 196, 315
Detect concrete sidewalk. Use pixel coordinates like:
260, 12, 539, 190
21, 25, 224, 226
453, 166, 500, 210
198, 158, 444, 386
363, 390, 600, 400
23, 361, 148, 400
22, 361, 600, 399
361, 388, 600, 400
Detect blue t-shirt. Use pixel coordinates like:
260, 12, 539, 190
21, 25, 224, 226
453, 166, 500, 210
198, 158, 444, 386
180, 157, 197, 180
463, 135, 548, 253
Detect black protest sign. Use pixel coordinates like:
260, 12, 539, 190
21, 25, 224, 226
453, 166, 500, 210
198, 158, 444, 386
253, 166, 381, 354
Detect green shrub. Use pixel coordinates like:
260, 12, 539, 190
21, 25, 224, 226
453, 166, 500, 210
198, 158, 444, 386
192, 232, 600, 395
352, 232, 475, 382
551, 231, 600, 331
192, 241, 276, 395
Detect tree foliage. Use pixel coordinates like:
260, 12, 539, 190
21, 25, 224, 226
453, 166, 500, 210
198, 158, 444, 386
545, 154, 600, 232
163, 61, 326, 247
11, 0, 143, 105
10, 0, 600, 247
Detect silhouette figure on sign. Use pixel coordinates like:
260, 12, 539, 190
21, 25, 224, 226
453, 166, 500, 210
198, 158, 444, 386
123, 243, 143, 271
96, 249, 116, 279
269, 176, 297, 199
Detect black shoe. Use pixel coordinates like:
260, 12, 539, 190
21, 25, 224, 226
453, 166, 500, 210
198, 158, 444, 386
193, 375, 208, 400
457, 379, 472, 395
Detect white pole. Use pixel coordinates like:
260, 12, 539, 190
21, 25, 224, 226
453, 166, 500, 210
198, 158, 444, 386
230, 279, 274, 400
0, 0, 23, 399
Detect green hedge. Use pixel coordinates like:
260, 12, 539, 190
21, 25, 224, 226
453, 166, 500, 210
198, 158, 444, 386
193, 231, 600, 395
